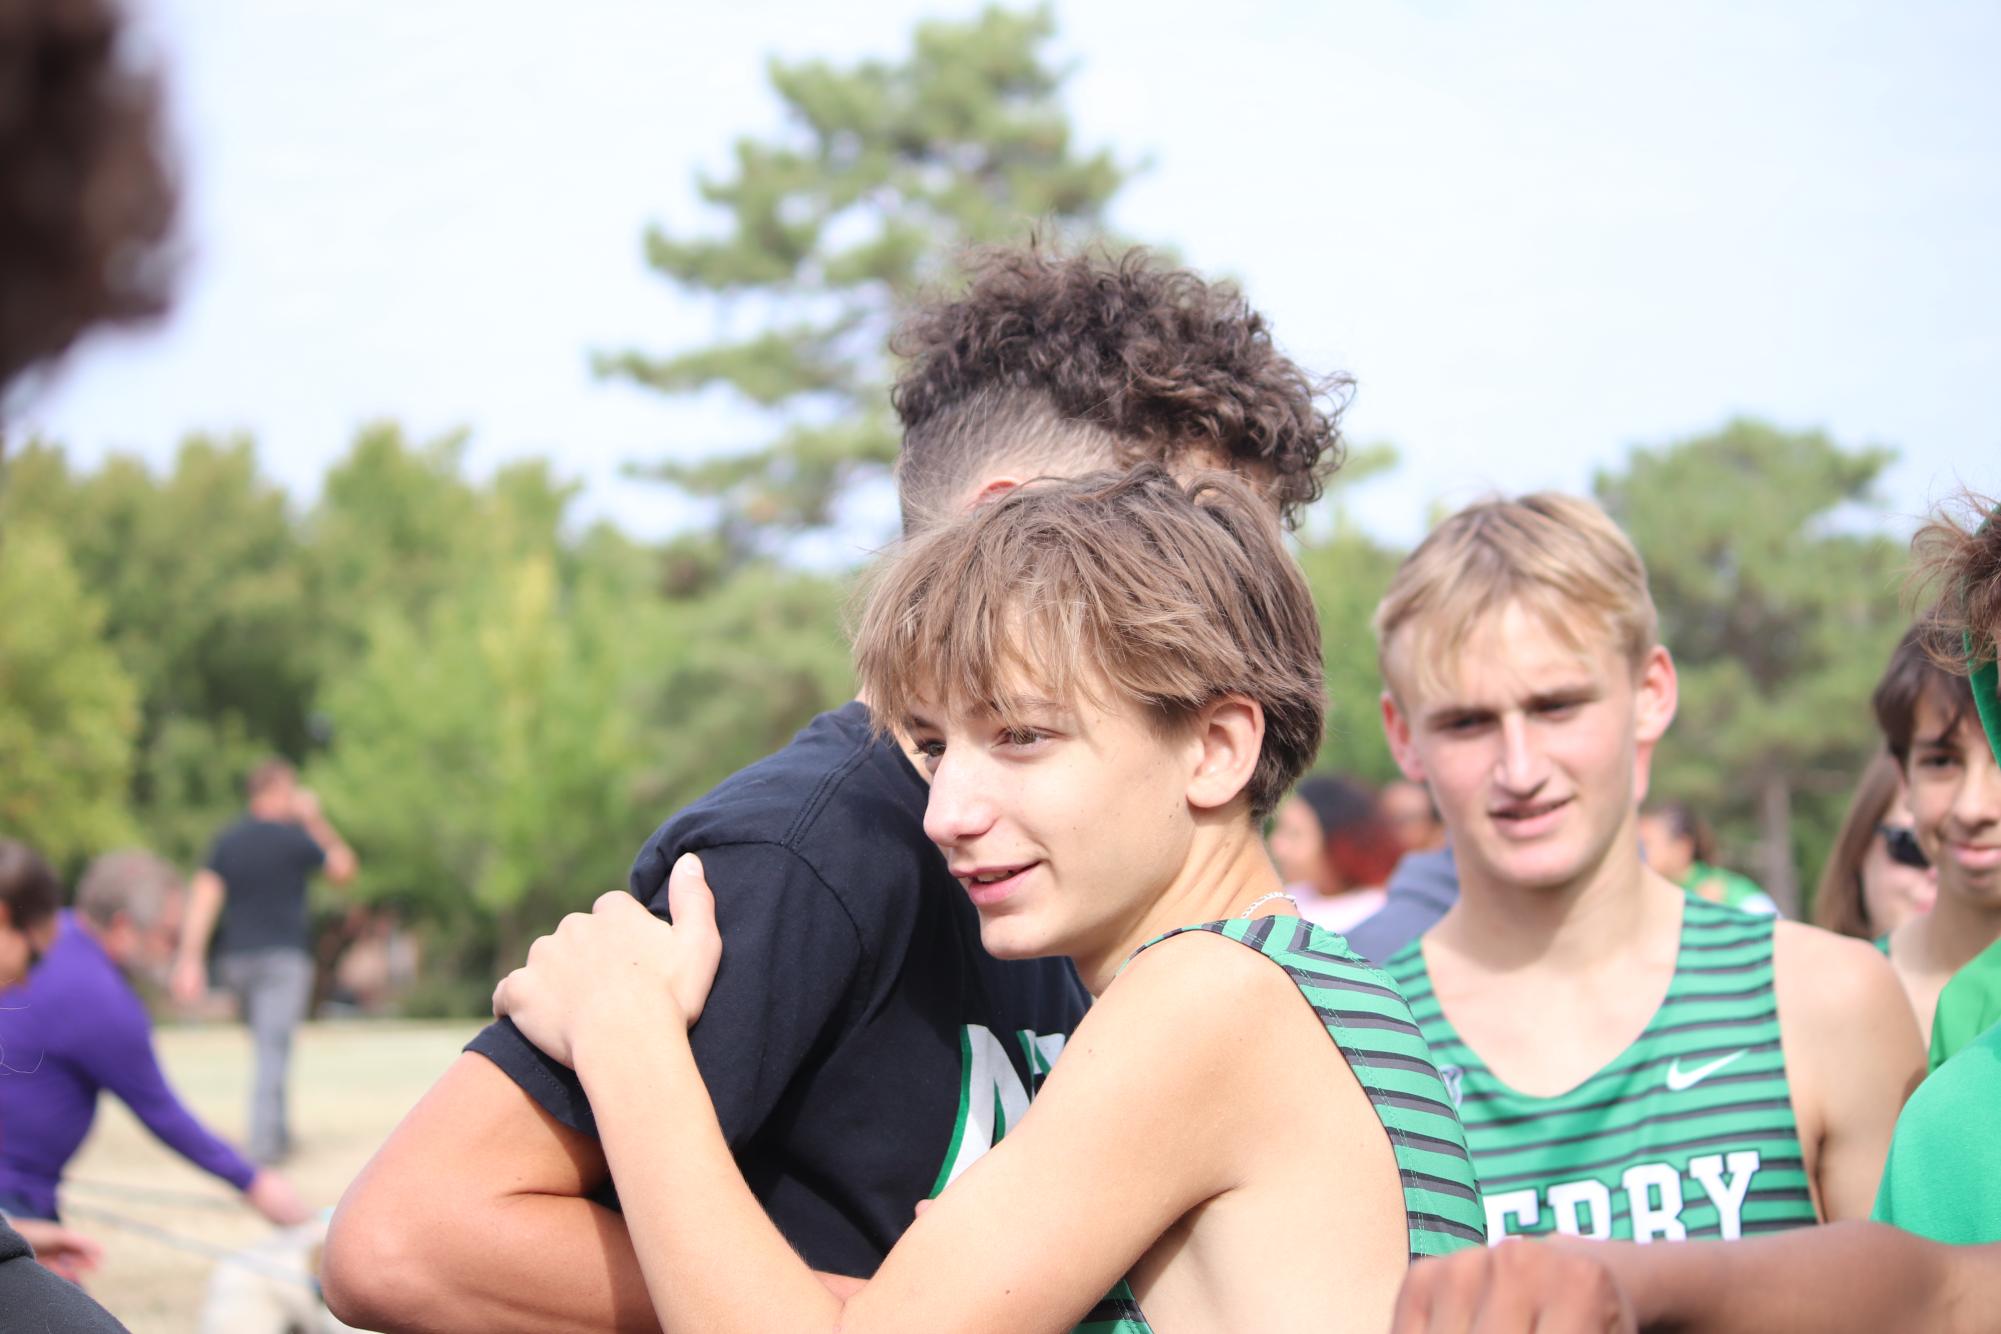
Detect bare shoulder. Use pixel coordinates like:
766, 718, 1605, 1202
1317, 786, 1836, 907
1772, 920, 1908, 1028
1095, 927, 1298, 1033
1071, 927, 1315, 1089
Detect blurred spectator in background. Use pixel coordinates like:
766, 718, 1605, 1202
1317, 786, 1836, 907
1816, 751, 1937, 942
0, 849, 309, 1228
1637, 799, 1781, 915
1267, 775, 1398, 932
173, 760, 356, 1164
1380, 779, 1446, 856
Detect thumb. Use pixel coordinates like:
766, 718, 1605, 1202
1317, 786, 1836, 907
668, 852, 717, 937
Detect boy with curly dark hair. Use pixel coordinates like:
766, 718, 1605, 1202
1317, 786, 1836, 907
0, 0, 175, 403
325, 245, 1350, 1331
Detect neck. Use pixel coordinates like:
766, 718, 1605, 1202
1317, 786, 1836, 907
1438, 818, 1677, 969
1916, 885, 2001, 971
1071, 815, 1288, 996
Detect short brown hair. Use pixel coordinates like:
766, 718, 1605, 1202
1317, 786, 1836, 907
0, 838, 61, 933
1375, 492, 1658, 703
0, 0, 176, 394
853, 465, 1325, 819
890, 245, 1348, 534
245, 757, 295, 800
1873, 626, 1976, 767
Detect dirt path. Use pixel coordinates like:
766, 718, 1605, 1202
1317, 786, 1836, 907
61, 1019, 479, 1333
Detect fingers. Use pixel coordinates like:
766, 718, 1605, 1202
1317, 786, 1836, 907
667, 853, 717, 936
1392, 1243, 1637, 1334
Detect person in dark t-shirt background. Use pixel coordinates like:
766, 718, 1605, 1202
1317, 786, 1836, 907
323, 246, 1351, 1333
173, 758, 357, 1164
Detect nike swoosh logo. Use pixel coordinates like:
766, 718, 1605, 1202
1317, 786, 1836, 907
1665, 1049, 1748, 1092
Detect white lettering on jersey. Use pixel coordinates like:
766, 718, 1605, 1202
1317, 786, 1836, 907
1688, 1150, 1762, 1240
933, 1025, 1037, 1192
1483, 1188, 1541, 1241
1623, 1163, 1690, 1243
1547, 1179, 1615, 1240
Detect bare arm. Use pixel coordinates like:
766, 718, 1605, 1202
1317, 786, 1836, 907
320, 1052, 659, 1334
294, 788, 358, 884
503, 882, 1324, 1334
170, 869, 226, 1005
1773, 923, 1925, 1218
1392, 1226, 2001, 1334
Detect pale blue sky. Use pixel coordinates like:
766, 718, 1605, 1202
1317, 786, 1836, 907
19, 0, 2000, 547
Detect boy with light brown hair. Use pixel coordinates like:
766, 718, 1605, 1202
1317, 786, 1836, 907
1376, 493, 1922, 1243
489, 466, 1484, 1333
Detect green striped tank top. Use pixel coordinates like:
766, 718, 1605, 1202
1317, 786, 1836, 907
1074, 915, 1486, 1334
1386, 897, 1818, 1244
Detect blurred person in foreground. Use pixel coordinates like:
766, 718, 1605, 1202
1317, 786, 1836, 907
172, 759, 357, 1164
325, 247, 1354, 1332
0, 850, 310, 1229
1388, 495, 2001, 1332
1813, 751, 1936, 943
1869, 627, 2001, 1053
1, 0, 174, 1322
1266, 774, 1397, 931
1379, 493, 1920, 1243
1635, 801, 1779, 916
493, 467, 1483, 1332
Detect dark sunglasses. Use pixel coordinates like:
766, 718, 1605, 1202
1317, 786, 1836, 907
1877, 824, 1930, 871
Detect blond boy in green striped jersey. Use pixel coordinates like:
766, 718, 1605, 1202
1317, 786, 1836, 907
1375, 494, 1923, 1244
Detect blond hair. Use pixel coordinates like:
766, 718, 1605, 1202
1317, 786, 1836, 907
1375, 492, 1658, 703
853, 465, 1325, 818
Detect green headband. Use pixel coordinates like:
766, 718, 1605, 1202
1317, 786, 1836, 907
1975, 643, 1999, 765
1974, 512, 2000, 765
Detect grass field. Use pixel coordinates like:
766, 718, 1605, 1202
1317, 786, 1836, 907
61, 1018, 482, 1334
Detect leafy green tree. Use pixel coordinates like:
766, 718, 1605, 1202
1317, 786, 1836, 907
600, 3, 1134, 563
0, 524, 139, 865
3, 437, 318, 862
1596, 419, 1908, 913
1295, 444, 1405, 784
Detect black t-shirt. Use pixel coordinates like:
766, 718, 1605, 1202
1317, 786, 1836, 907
204, 817, 325, 956
0, 1219, 128, 1332
470, 702, 1089, 1276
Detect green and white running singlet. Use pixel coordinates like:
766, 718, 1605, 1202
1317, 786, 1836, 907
1073, 915, 1486, 1334
1387, 897, 1819, 1244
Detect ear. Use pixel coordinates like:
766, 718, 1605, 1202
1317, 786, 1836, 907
1185, 695, 1265, 813
1381, 690, 1427, 783
1630, 646, 1679, 801
963, 476, 1026, 513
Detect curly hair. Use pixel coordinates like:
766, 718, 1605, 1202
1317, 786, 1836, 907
889, 244, 1348, 533
1912, 492, 2001, 670
0, 0, 175, 397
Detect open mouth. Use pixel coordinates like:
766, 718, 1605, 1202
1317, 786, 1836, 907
954, 862, 1039, 906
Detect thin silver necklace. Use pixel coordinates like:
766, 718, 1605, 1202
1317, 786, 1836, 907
1239, 890, 1297, 919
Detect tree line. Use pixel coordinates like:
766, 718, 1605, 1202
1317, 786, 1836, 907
0, 6, 1914, 1005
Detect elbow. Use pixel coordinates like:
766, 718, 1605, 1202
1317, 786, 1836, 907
322, 1187, 452, 1332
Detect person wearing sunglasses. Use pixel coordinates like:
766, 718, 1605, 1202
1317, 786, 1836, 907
1814, 752, 1937, 944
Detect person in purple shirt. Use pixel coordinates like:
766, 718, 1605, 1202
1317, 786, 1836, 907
0, 849, 310, 1228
